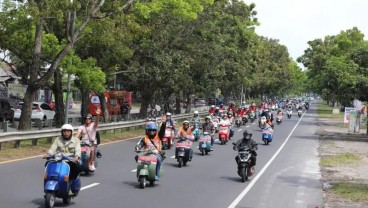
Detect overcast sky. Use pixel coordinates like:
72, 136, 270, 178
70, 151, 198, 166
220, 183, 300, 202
248, 0, 368, 62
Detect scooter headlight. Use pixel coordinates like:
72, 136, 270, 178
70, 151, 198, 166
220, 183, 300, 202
54, 153, 62, 161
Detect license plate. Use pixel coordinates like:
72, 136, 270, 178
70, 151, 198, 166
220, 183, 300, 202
178, 152, 185, 156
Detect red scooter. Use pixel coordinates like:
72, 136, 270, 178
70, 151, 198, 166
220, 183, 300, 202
218, 124, 230, 145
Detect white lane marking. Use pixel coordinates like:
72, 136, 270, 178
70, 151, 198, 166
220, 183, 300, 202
170, 156, 175, 159
81, 183, 99, 190
131, 169, 137, 172
215, 139, 219, 141
228, 112, 305, 208
238, 129, 242, 132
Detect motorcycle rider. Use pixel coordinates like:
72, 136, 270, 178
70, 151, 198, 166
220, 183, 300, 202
260, 108, 274, 122
209, 105, 216, 114
47, 124, 82, 180
233, 130, 258, 171
276, 109, 283, 117
202, 116, 215, 149
76, 109, 101, 171
213, 106, 221, 117
165, 112, 175, 146
135, 117, 167, 181
219, 103, 226, 111
176, 120, 194, 161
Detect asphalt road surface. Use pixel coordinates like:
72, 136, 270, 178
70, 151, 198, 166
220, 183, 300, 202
0, 103, 323, 208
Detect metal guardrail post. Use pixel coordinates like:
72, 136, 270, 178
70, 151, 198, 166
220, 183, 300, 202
35, 119, 43, 130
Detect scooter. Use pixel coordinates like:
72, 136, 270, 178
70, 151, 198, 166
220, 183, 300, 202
298, 109, 302, 117
175, 137, 192, 167
218, 124, 230, 145
161, 127, 173, 150
212, 116, 219, 133
242, 114, 248, 125
262, 127, 273, 145
43, 153, 81, 208
249, 111, 256, 123
80, 142, 99, 175
287, 109, 292, 119
276, 115, 283, 124
235, 116, 242, 128
198, 132, 212, 156
232, 143, 256, 182
136, 149, 163, 189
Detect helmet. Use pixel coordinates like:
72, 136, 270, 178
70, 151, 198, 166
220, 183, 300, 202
194, 111, 199, 115
243, 130, 252, 140
145, 122, 157, 131
166, 112, 172, 116
205, 116, 211, 120
211, 105, 215, 108
61, 124, 74, 137
85, 113, 93, 119
215, 107, 219, 110
264, 108, 269, 112
183, 120, 190, 125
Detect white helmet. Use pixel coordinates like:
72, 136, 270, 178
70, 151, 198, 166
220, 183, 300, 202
194, 111, 199, 114
211, 105, 215, 108
61, 124, 74, 134
166, 112, 172, 116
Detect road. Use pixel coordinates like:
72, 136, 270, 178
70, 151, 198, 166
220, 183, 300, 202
0, 103, 323, 208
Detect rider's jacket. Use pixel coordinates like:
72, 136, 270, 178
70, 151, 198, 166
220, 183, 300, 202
143, 134, 162, 151
48, 136, 81, 158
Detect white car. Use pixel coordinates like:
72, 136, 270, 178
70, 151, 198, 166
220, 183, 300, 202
14, 102, 55, 121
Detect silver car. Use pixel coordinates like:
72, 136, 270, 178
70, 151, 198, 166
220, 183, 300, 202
14, 102, 55, 121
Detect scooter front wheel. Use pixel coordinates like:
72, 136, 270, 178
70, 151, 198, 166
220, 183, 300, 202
139, 177, 146, 189
178, 157, 183, 168
45, 192, 55, 208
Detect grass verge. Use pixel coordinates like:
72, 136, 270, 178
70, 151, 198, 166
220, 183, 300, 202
320, 153, 361, 167
330, 182, 368, 201
316, 102, 343, 121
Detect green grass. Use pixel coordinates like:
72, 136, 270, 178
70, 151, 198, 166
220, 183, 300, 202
331, 182, 368, 201
316, 102, 344, 121
320, 153, 361, 167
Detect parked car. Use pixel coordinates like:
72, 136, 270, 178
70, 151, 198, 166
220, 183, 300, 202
14, 102, 55, 121
0, 99, 14, 122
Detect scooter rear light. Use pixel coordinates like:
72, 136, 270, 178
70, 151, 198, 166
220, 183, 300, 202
43, 173, 47, 180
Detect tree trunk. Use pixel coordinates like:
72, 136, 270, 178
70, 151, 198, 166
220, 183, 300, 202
18, 87, 36, 130
175, 96, 181, 114
53, 70, 65, 127
185, 93, 192, 113
139, 84, 154, 119
80, 87, 90, 125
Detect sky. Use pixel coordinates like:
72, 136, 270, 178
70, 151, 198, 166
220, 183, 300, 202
248, 0, 368, 62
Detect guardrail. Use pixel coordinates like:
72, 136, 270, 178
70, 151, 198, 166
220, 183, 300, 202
0, 110, 208, 151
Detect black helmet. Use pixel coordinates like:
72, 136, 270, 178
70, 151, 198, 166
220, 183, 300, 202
243, 130, 252, 140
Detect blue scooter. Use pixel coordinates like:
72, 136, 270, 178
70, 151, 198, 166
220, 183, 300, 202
261, 127, 273, 145
198, 132, 212, 156
43, 153, 81, 208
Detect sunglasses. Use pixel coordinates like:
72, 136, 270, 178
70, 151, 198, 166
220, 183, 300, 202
148, 129, 157, 132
